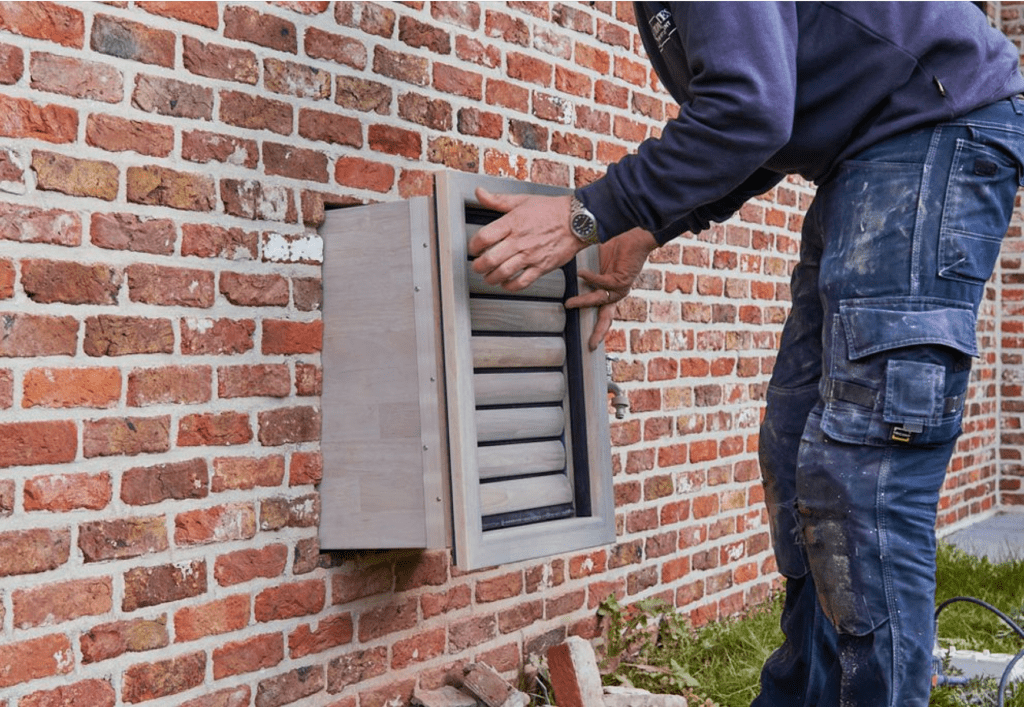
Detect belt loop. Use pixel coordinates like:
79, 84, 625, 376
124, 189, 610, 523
1012, 94, 1023, 116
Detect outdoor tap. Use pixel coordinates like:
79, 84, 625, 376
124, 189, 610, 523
606, 355, 629, 419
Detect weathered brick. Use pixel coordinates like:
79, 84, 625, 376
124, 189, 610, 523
0, 420, 77, 468
373, 46, 429, 86
258, 406, 320, 446
220, 179, 295, 222
476, 572, 523, 603
87, 114, 173, 156
84, 315, 174, 357
133, 73, 213, 119
428, 136, 480, 172
0, 2, 84, 48
215, 544, 289, 587
212, 455, 285, 491
449, 614, 497, 651
292, 277, 322, 312
123, 560, 207, 611
224, 4, 297, 53
218, 364, 290, 399
80, 617, 169, 665
213, 633, 284, 679
256, 665, 326, 707
178, 412, 252, 447
20, 679, 117, 707
336, 2, 395, 36
0, 93, 77, 142
30, 52, 122, 102
0, 41, 22, 84
399, 16, 451, 53
298, 109, 361, 147
179, 685, 252, 707
255, 579, 325, 622
0, 528, 71, 576
22, 259, 122, 305
335, 75, 391, 114
126, 165, 216, 212
79, 516, 168, 563
22, 365, 120, 410
183, 36, 257, 84
24, 472, 112, 512
258, 492, 318, 530
140, 2, 219, 29
127, 365, 212, 406
357, 597, 418, 642
181, 317, 255, 355
33, 150, 116, 202
326, 647, 388, 692
90, 212, 175, 254
262, 319, 321, 355
391, 627, 446, 670
127, 263, 215, 308
334, 156, 394, 192
288, 613, 353, 659
265, 57, 330, 99
91, 14, 174, 66
83, 415, 171, 458
263, 142, 328, 182
121, 458, 209, 506
182, 223, 259, 259
0, 367, 11, 408
121, 652, 206, 702
219, 90, 292, 135
175, 502, 257, 545
13, 576, 112, 628
0, 634, 73, 688
305, 26, 365, 69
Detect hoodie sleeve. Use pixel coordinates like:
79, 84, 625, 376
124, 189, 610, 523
577, 2, 798, 243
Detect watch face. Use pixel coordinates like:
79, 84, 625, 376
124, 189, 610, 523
573, 212, 596, 238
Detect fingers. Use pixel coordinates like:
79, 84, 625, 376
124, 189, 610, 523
474, 187, 529, 214
565, 286, 615, 310
588, 303, 615, 351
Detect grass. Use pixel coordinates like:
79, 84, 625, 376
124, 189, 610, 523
596, 541, 1024, 707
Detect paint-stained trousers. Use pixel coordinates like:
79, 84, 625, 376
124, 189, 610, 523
751, 97, 1024, 707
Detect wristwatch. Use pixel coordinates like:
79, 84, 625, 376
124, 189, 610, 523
570, 194, 600, 246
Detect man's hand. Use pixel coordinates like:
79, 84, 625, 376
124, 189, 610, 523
565, 228, 659, 351
467, 188, 588, 292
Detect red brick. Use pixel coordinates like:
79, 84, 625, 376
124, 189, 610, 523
82, 415, 171, 458
24, 472, 111, 512
255, 666, 325, 707
174, 594, 250, 641
22, 259, 121, 305
215, 544, 289, 587
182, 129, 259, 168
0, 633, 73, 688
298, 108, 361, 147
305, 26, 365, 69
265, 57, 331, 99
178, 411, 252, 447
428, 136, 479, 171
391, 627, 446, 670
0, 2, 84, 47
212, 455, 285, 492
258, 406, 320, 446
0, 420, 77, 468
224, 4, 296, 53
0, 527, 71, 576
217, 363, 290, 399
20, 679, 116, 707
263, 319, 321, 355
476, 571, 523, 603
0, 42, 23, 84
221, 179, 295, 222
448, 614, 497, 651
123, 560, 206, 611
259, 492, 318, 530
91, 212, 175, 254
133, 74, 213, 119
13, 576, 112, 628
213, 633, 284, 679
369, 122, 423, 157
335, 156, 394, 192
183, 36, 257, 84
78, 516, 168, 563
295, 362, 322, 397
182, 223, 259, 259
372, 46, 429, 85
127, 165, 216, 211
288, 613, 354, 659
0, 93, 77, 143
87, 114, 173, 156
181, 317, 255, 355
121, 652, 206, 702
255, 578, 325, 622
179, 686, 252, 707
326, 646, 388, 692
127, 263, 215, 308
335, 75, 391, 114
175, 502, 256, 546
219, 90, 292, 135
498, 600, 543, 633
127, 365, 211, 407
30, 52, 122, 101
32, 150, 118, 200
0, 367, 11, 408
140, 2, 219, 28
81, 617, 169, 665
91, 14, 174, 66
121, 458, 209, 506
263, 142, 328, 182
358, 597, 418, 642
23, 367, 120, 408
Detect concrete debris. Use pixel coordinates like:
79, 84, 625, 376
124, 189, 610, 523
604, 686, 690, 707
462, 662, 530, 707
548, 636, 606, 707
412, 685, 480, 707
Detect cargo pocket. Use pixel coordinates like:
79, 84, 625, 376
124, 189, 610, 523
938, 138, 1018, 284
820, 298, 975, 447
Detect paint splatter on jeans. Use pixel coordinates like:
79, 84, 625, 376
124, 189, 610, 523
753, 97, 1024, 707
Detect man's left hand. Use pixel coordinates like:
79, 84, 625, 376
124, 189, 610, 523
467, 188, 588, 292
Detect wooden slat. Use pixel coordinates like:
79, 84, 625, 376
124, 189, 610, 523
477, 440, 566, 479
466, 269, 566, 299
472, 335, 565, 368
470, 299, 565, 333
479, 474, 574, 516
474, 371, 566, 407
475, 406, 564, 443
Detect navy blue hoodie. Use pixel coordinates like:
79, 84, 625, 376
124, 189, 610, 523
577, 2, 1024, 244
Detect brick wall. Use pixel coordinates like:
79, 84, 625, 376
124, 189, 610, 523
0, 2, 1016, 706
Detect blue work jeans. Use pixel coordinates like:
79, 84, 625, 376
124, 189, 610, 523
753, 97, 1024, 707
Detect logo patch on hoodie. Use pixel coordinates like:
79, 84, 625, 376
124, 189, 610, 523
650, 9, 677, 51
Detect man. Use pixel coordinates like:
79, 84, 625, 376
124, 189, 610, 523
467, 3, 1024, 706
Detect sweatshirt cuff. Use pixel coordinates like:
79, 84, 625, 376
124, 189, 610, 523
575, 179, 638, 244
